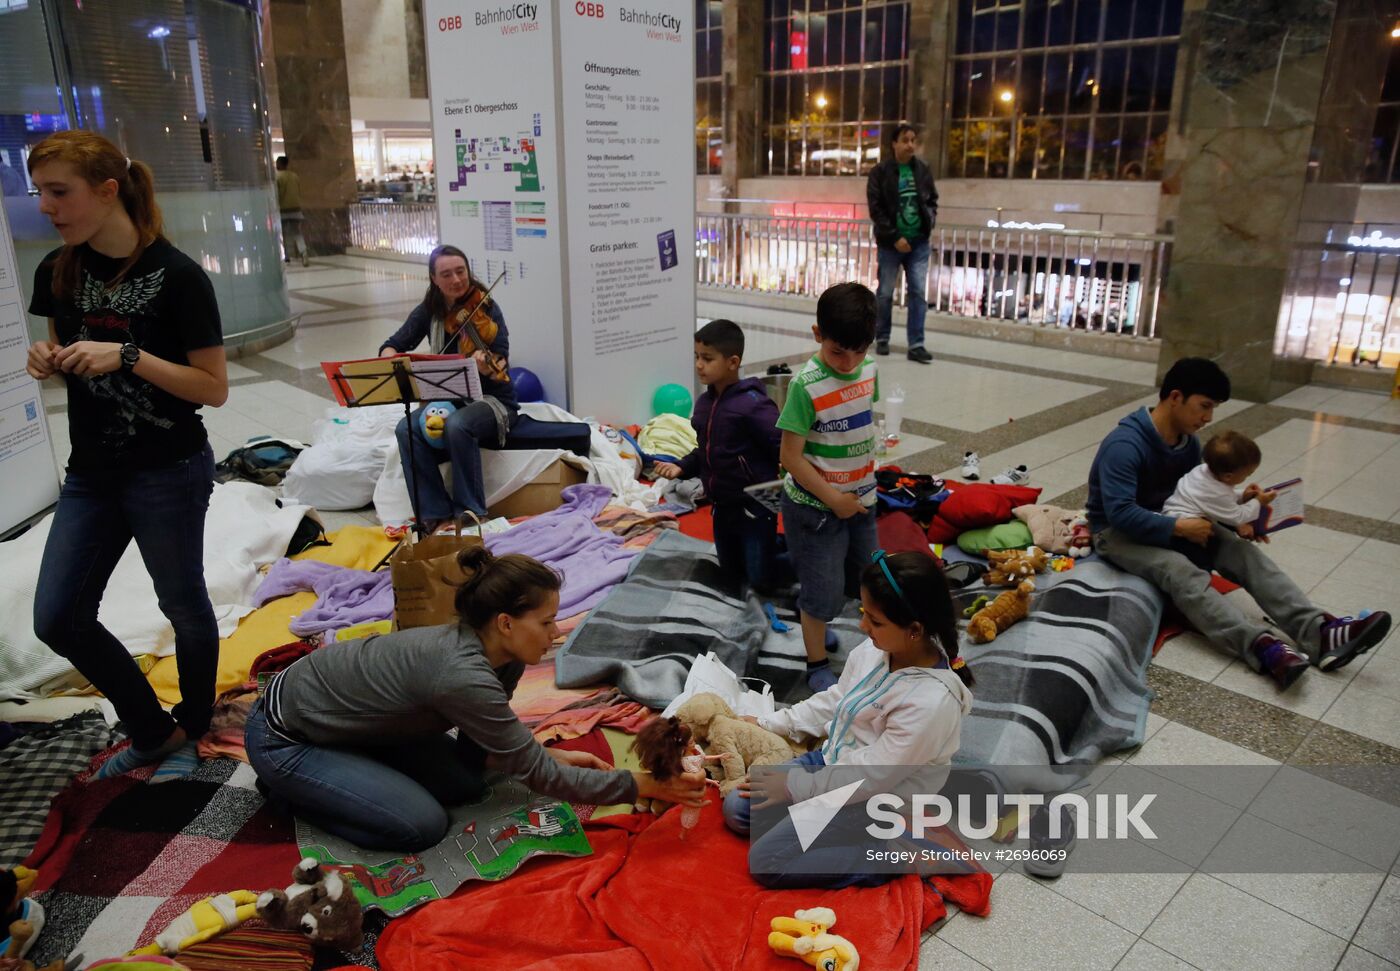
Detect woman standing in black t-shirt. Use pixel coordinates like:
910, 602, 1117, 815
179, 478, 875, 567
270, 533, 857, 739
25, 130, 229, 780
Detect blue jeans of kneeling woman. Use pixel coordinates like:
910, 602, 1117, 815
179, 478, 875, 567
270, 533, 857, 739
722, 749, 893, 889
245, 700, 488, 851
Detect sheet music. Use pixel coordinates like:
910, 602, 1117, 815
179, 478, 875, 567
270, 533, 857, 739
413, 356, 483, 401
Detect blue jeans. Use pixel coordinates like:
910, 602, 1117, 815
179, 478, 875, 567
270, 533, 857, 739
712, 500, 779, 594
722, 749, 891, 889
33, 445, 218, 751
395, 400, 518, 520
780, 494, 878, 622
245, 701, 489, 851
876, 238, 930, 349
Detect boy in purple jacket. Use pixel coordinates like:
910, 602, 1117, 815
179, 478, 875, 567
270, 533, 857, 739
656, 319, 782, 593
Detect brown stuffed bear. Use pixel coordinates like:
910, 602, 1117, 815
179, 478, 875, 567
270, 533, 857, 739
676, 693, 798, 796
255, 858, 363, 952
968, 580, 1035, 644
983, 546, 1050, 587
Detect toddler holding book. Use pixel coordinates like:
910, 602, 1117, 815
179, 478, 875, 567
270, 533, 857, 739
1162, 430, 1277, 540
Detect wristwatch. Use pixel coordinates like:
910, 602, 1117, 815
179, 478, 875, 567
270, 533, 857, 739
119, 343, 140, 372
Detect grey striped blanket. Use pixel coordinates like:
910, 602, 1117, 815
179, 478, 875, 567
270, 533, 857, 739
951, 558, 1163, 766
554, 531, 862, 708
557, 533, 1162, 767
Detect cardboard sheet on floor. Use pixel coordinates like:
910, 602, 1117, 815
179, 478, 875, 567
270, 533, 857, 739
147, 525, 396, 706
295, 775, 591, 917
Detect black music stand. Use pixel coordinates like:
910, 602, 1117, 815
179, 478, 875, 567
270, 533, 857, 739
323, 356, 480, 564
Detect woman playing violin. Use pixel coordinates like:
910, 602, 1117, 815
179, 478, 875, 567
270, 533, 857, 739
379, 244, 517, 525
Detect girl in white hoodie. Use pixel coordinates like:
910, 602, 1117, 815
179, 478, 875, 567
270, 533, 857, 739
722, 550, 975, 888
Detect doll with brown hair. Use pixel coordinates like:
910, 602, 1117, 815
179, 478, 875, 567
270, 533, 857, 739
630, 716, 721, 838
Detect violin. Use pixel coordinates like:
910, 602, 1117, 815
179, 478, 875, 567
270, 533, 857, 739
442, 270, 511, 383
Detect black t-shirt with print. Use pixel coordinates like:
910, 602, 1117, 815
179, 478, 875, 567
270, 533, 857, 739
29, 239, 223, 472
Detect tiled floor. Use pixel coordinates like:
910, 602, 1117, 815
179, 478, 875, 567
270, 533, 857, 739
42, 255, 1400, 970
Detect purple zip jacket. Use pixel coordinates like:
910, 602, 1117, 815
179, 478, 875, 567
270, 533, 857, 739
675, 376, 781, 503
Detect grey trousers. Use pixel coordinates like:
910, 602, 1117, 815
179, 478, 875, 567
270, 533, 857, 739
1094, 524, 1327, 669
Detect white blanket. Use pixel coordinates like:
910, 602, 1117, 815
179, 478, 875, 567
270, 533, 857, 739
0, 482, 311, 699
371, 401, 661, 523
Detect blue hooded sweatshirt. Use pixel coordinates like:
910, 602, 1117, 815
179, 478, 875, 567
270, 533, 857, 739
1086, 407, 1201, 547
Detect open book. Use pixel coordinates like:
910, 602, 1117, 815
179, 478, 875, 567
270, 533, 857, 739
1254, 478, 1304, 534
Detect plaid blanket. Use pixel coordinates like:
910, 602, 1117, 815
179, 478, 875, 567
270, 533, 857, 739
23, 756, 387, 970
554, 531, 863, 708
952, 559, 1163, 767
0, 711, 114, 868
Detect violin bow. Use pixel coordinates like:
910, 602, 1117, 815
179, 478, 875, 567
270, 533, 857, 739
437, 269, 509, 356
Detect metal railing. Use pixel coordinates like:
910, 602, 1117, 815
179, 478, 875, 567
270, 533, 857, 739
697, 213, 1169, 339
1278, 233, 1400, 369
348, 203, 439, 257
348, 203, 1169, 338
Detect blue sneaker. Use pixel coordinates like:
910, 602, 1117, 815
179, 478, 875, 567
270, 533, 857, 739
807, 662, 838, 693
1318, 612, 1391, 671
824, 626, 840, 653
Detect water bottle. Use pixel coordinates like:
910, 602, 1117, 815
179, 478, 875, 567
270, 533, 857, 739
876, 419, 888, 458
885, 385, 905, 444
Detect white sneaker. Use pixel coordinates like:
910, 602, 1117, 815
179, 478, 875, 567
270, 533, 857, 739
991, 465, 1031, 486
961, 451, 981, 480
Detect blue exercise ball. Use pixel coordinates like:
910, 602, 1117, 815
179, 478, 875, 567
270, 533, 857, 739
417, 402, 457, 449
509, 366, 545, 403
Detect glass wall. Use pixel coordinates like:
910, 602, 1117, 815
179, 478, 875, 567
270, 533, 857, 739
696, 0, 723, 175
4, 0, 292, 347
1366, 40, 1400, 182
759, 0, 911, 176
947, 0, 1182, 180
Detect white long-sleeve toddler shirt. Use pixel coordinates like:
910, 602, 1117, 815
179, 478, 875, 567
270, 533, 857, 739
1161, 463, 1261, 527
758, 638, 973, 802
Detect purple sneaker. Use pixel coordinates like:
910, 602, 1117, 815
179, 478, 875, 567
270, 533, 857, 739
1318, 612, 1392, 671
1251, 636, 1309, 689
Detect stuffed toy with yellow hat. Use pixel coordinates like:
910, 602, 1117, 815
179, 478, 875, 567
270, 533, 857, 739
768, 907, 859, 971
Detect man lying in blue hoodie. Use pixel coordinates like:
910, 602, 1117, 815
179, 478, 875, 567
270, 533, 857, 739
1086, 357, 1391, 689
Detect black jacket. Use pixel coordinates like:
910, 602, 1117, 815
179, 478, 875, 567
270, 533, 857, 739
866, 155, 938, 249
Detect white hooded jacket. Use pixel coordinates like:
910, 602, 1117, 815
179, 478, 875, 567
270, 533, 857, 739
758, 638, 974, 803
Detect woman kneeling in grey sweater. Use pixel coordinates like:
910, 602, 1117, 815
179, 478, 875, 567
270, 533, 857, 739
245, 547, 704, 850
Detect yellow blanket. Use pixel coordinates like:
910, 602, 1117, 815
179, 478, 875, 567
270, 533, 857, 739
148, 526, 397, 705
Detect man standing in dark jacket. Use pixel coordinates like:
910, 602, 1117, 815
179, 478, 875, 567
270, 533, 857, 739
655, 319, 782, 594
866, 123, 938, 363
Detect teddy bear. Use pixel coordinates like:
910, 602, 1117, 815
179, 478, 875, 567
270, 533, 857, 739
675, 693, 797, 796
255, 858, 363, 952
768, 907, 859, 971
983, 546, 1049, 586
967, 580, 1035, 644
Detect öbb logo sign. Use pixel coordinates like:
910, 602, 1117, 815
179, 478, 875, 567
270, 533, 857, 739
576, 2, 604, 17
438, 14, 463, 30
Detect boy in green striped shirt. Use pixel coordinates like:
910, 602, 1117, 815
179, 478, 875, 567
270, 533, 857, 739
777, 282, 881, 691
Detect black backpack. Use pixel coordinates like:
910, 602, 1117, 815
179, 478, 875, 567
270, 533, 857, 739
215, 437, 304, 486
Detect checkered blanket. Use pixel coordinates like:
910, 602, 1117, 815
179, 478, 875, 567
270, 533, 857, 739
0, 711, 114, 868
23, 756, 388, 969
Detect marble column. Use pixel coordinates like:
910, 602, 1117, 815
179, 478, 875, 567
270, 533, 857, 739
404, 0, 428, 100
908, 0, 953, 175
720, 0, 762, 209
1155, 0, 1394, 400
266, 0, 357, 255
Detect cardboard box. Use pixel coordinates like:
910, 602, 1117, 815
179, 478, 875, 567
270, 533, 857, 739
488, 458, 588, 518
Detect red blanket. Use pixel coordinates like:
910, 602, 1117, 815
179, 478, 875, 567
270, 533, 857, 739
377, 806, 991, 971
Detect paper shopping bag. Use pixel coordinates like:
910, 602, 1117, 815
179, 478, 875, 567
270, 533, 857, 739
389, 514, 485, 629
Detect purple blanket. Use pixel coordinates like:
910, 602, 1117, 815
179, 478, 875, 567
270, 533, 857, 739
486, 484, 637, 616
252, 559, 395, 636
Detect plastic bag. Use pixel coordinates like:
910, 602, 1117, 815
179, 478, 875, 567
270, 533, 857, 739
660, 651, 775, 720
